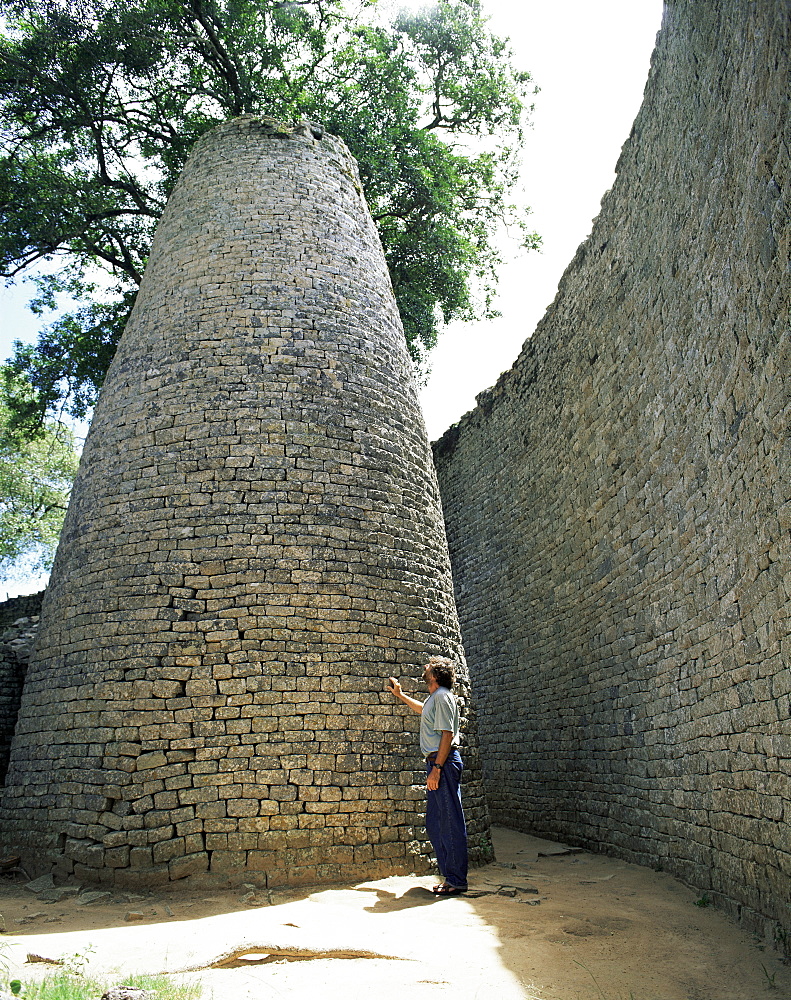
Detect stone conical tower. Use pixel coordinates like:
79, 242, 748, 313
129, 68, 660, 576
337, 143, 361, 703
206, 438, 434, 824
0, 119, 489, 888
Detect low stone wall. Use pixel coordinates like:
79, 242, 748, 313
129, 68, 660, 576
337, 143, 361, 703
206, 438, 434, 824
0, 593, 44, 782
0, 591, 45, 631
0, 613, 40, 784
434, 0, 790, 949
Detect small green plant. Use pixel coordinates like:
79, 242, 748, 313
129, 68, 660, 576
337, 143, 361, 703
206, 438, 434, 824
573, 959, 607, 1000
60, 945, 95, 977
476, 834, 495, 862
694, 893, 711, 907
760, 963, 778, 991
9, 980, 22, 995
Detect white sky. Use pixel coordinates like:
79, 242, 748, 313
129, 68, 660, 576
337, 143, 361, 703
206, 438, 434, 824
418, 0, 665, 438
0, 0, 664, 596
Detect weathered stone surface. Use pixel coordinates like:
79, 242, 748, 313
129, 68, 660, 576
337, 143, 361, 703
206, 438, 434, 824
434, 1, 790, 952
38, 887, 80, 902
101, 988, 152, 1000
75, 891, 112, 905
0, 118, 489, 886
24, 874, 54, 894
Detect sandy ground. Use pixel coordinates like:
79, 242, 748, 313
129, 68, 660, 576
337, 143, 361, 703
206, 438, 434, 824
1, 827, 789, 1000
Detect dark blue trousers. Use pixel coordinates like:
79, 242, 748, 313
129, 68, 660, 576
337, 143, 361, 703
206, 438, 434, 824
425, 748, 468, 888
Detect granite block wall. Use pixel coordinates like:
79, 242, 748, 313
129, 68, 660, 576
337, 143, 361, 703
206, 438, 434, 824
434, 0, 790, 948
0, 591, 45, 631
0, 592, 44, 783
0, 612, 40, 784
0, 119, 489, 887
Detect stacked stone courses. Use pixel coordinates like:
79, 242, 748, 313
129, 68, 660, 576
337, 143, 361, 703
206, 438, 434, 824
0, 591, 44, 784
0, 119, 490, 887
0, 591, 44, 631
434, 1, 790, 949
0, 613, 40, 784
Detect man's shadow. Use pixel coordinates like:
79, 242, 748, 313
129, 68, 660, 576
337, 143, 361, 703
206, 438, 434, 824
356, 886, 439, 913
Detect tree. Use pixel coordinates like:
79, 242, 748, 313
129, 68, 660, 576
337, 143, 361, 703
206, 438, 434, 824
0, 0, 539, 432
0, 378, 80, 580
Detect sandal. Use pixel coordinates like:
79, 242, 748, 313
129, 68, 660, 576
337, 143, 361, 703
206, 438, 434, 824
432, 882, 467, 896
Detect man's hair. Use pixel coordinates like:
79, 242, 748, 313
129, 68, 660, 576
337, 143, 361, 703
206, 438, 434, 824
427, 655, 455, 690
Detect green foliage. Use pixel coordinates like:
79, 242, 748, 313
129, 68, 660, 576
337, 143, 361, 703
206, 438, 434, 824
14, 972, 201, 1000
121, 974, 203, 1000
19, 972, 106, 1000
0, 0, 539, 432
0, 375, 80, 579
0, 938, 200, 1000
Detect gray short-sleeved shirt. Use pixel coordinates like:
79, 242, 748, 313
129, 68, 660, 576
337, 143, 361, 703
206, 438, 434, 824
420, 686, 461, 756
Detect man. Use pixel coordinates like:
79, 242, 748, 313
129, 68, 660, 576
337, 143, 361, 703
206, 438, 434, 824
387, 655, 468, 895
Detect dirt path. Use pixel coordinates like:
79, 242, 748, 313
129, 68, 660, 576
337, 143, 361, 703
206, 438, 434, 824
2, 827, 788, 1000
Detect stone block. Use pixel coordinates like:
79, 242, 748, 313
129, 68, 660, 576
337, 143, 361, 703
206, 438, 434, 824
209, 850, 247, 873
136, 752, 168, 771
169, 851, 209, 880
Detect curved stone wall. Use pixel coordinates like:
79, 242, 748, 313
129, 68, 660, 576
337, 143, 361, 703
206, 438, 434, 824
0, 119, 489, 887
434, 1, 790, 946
